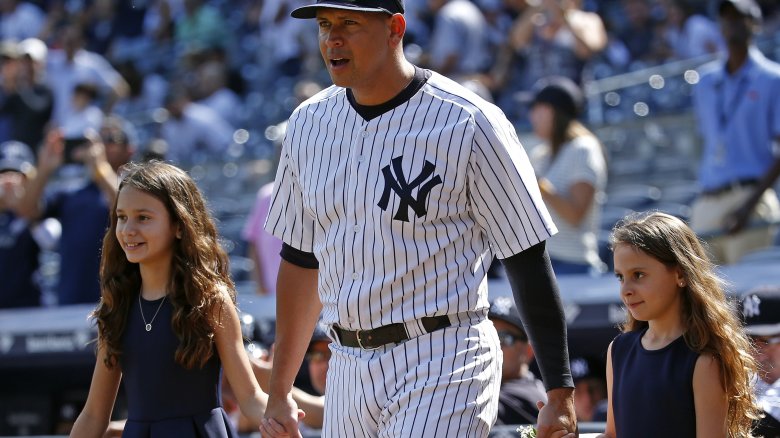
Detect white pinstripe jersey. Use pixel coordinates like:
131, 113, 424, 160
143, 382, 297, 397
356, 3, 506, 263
265, 69, 556, 331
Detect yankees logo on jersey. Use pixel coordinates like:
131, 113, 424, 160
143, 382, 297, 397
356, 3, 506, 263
377, 156, 442, 221
266, 67, 555, 331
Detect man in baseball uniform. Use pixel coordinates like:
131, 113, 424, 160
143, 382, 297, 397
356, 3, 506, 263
259, 0, 577, 436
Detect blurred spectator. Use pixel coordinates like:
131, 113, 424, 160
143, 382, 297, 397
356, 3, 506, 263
195, 59, 243, 127
158, 86, 234, 164
741, 287, 780, 438
488, 296, 547, 426
659, 0, 724, 60
0, 0, 45, 41
528, 76, 607, 275
175, 0, 230, 56
0, 41, 18, 142
0, 140, 58, 308
17, 117, 134, 305
242, 182, 282, 295
570, 356, 607, 422
60, 82, 104, 139
425, 0, 491, 79
0, 38, 54, 149
45, 23, 129, 128
690, 0, 780, 265
507, 0, 606, 89
113, 60, 169, 121
615, 0, 665, 64
256, 0, 315, 78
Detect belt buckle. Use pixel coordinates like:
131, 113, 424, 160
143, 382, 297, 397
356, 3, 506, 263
355, 329, 380, 350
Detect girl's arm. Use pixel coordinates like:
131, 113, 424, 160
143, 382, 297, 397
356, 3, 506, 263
69, 346, 122, 438
213, 288, 269, 426
595, 341, 616, 438
693, 353, 728, 438
538, 179, 596, 227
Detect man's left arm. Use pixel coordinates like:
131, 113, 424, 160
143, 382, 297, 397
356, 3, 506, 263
501, 240, 576, 438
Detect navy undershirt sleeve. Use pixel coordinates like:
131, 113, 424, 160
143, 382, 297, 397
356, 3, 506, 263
500, 240, 574, 390
280, 243, 319, 269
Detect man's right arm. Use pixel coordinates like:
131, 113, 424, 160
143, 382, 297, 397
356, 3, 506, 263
262, 246, 321, 437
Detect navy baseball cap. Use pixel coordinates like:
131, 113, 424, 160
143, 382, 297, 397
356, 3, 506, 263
531, 76, 584, 119
740, 286, 780, 337
0, 141, 35, 174
488, 296, 524, 332
719, 0, 762, 21
291, 0, 404, 19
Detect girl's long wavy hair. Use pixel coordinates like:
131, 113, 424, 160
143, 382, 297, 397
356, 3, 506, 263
610, 212, 761, 437
94, 161, 235, 370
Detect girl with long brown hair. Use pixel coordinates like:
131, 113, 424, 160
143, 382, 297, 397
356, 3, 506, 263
600, 212, 760, 437
70, 161, 272, 437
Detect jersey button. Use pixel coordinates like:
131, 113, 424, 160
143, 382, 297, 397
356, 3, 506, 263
361, 132, 368, 138
353, 225, 361, 232
356, 155, 365, 162
351, 272, 359, 280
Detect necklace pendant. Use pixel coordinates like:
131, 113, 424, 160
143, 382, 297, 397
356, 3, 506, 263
145, 323, 152, 332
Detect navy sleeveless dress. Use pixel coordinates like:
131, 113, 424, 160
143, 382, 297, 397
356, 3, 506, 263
120, 294, 238, 437
611, 329, 699, 438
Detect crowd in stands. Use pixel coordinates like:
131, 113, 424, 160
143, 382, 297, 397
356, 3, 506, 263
1, 0, 780, 436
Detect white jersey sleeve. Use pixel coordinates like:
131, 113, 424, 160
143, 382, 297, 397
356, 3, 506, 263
263, 118, 317, 252
467, 107, 557, 259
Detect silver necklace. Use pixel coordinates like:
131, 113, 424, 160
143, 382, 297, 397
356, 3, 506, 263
138, 294, 166, 332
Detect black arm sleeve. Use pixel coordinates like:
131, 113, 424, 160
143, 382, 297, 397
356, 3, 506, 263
280, 243, 319, 269
500, 240, 573, 390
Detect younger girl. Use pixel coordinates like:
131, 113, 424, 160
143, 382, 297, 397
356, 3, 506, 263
70, 161, 269, 437
600, 212, 760, 438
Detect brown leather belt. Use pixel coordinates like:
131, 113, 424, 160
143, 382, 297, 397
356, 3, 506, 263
701, 178, 759, 197
332, 315, 451, 349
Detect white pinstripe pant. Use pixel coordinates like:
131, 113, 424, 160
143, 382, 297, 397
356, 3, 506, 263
323, 317, 502, 437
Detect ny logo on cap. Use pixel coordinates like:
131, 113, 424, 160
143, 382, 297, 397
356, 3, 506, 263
378, 156, 442, 222
491, 296, 515, 316
742, 294, 761, 318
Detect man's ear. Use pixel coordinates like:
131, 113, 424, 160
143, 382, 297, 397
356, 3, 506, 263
388, 13, 406, 46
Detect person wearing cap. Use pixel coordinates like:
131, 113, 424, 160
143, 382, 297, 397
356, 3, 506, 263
690, 0, 780, 265
16, 117, 134, 305
488, 296, 548, 426
0, 38, 53, 150
569, 356, 607, 422
528, 75, 607, 275
261, 0, 577, 436
741, 287, 780, 437
0, 140, 57, 308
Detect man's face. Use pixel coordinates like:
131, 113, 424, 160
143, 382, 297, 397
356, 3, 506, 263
316, 8, 393, 91
492, 318, 531, 381
752, 334, 780, 385
719, 5, 753, 46
306, 340, 332, 395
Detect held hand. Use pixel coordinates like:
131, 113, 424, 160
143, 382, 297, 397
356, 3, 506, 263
259, 392, 305, 438
536, 387, 577, 438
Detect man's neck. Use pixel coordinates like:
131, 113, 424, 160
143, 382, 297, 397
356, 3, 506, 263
726, 45, 749, 75
351, 60, 415, 106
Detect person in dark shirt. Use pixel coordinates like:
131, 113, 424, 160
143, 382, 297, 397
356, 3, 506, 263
17, 117, 134, 305
0, 140, 46, 308
489, 296, 548, 426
